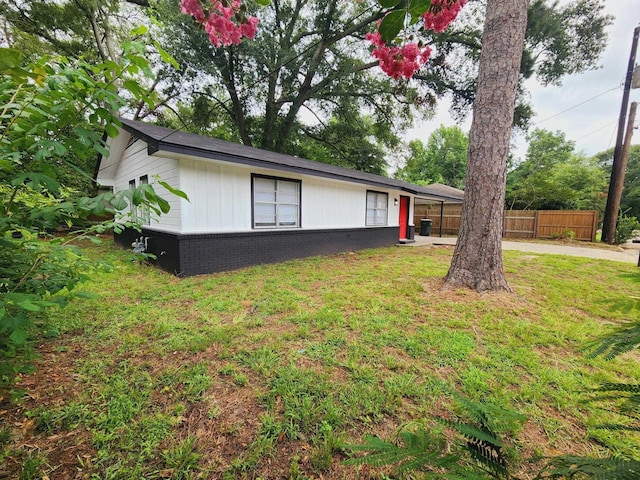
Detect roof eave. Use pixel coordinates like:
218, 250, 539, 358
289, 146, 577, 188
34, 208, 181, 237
155, 142, 422, 194
118, 119, 461, 201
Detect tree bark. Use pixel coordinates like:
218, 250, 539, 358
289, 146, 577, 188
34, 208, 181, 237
443, 0, 528, 293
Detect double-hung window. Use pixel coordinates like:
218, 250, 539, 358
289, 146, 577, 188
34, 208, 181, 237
366, 191, 388, 226
253, 175, 301, 228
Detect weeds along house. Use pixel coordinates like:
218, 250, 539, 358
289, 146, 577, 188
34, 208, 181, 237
96, 118, 464, 276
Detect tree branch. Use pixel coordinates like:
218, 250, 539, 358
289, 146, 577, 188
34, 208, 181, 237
220, 48, 253, 146
73, 0, 108, 62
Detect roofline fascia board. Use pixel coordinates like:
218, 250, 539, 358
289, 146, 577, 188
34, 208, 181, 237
120, 122, 159, 150
93, 131, 109, 185
414, 190, 465, 201
148, 143, 160, 155
154, 142, 422, 195
416, 196, 464, 203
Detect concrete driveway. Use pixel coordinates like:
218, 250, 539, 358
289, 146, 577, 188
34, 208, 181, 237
405, 235, 640, 265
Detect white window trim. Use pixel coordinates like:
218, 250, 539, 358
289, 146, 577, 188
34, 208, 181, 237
128, 179, 137, 219
366, 190, 388, 226
252, 174, 301, 229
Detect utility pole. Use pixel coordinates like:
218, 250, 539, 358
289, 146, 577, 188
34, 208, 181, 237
618, 101, 637, 230
602, 25, 640, 244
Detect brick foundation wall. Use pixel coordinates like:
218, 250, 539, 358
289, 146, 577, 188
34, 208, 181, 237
115, 227, 399, 276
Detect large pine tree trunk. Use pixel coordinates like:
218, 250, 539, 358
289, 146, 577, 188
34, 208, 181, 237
443, 0, 528, 293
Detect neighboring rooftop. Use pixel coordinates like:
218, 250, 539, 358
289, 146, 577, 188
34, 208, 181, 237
116, 118, 465, 203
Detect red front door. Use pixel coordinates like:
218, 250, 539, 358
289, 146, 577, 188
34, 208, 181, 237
399, 196, 409, 239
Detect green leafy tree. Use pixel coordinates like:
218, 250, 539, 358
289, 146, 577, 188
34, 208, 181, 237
0, 0, 145, 62
292, 99, 398, 175
0, 0, 183, 121
149, 0, 610, 164
417, 0, 612, 129
2, 0, 611, 170
506, 129, 607, 211
396, 125, 468, 188
0, 46, 184, 386
0, 1, 181, 192
152, 0, 408, 158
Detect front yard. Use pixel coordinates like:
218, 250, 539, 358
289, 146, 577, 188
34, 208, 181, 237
1, 240, 639, 479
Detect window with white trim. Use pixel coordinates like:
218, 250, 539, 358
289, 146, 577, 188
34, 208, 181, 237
139, 175, 151, 225
128, 179, 137, 219
366, 191, 388, 226
253, 175, 301, 228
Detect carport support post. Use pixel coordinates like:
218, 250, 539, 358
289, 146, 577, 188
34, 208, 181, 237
439, 201, 444, 237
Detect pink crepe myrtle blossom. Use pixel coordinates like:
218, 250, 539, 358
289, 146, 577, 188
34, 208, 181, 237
423, 0, 467, 33
180, 0, 259, 47
366, 0, 466, 79
366, 31, 432, 79
179, 0, 206, 22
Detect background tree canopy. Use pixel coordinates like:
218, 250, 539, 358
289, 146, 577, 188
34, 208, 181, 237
0, 0, 612, 176
395, 125, 468, 188
151, 0, 408, 174
506, 129, 608, 212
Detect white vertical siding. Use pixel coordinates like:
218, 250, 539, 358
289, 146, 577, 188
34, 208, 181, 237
177, 156, 406, 233
303, 176, 404, 229
113, 140, 182, 232
108, 139, 411, 235
408, 198, 415, 226
179, 158, 251, 232
96, 130, 131, 186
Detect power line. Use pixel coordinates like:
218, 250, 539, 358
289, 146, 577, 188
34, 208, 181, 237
533, 85, 619, 126
573, 120, 617, 143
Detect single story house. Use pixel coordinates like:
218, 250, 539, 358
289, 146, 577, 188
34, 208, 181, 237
95, 118, 464, 276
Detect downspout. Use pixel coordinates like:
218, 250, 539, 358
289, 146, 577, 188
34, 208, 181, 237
439, 200, 444, 237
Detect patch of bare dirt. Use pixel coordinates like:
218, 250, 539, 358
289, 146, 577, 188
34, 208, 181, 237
420, 278, 533, 314
1, 337, 96, 479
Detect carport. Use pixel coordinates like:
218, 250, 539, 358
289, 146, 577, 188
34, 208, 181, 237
413, 184, 465, 237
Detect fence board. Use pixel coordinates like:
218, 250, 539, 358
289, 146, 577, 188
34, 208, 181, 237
504, 211, 536, 238
536, 210, 598, 241
414, 205, 598, 241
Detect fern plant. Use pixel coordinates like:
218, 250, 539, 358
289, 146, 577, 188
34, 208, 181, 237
584, 298, 640, 432
440, 395, 527, 478
535, 456, 640, 479
344, 395, 526, 479
539, 287, 640, 479
585, 319, 640, 360
589, 383, 640, 431
344, 429, 462, 476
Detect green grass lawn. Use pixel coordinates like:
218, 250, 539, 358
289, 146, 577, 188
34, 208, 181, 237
2, 239, 639, 479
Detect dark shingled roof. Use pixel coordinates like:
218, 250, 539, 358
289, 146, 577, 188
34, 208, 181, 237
119, 118, 465, 202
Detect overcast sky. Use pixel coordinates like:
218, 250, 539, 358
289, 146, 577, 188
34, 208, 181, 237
406, 1, 640, 162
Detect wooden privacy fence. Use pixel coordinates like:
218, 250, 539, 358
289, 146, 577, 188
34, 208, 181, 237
414, 205, 598, 241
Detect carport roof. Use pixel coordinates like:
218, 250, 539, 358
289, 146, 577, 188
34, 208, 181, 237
116, 118, 465, 203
